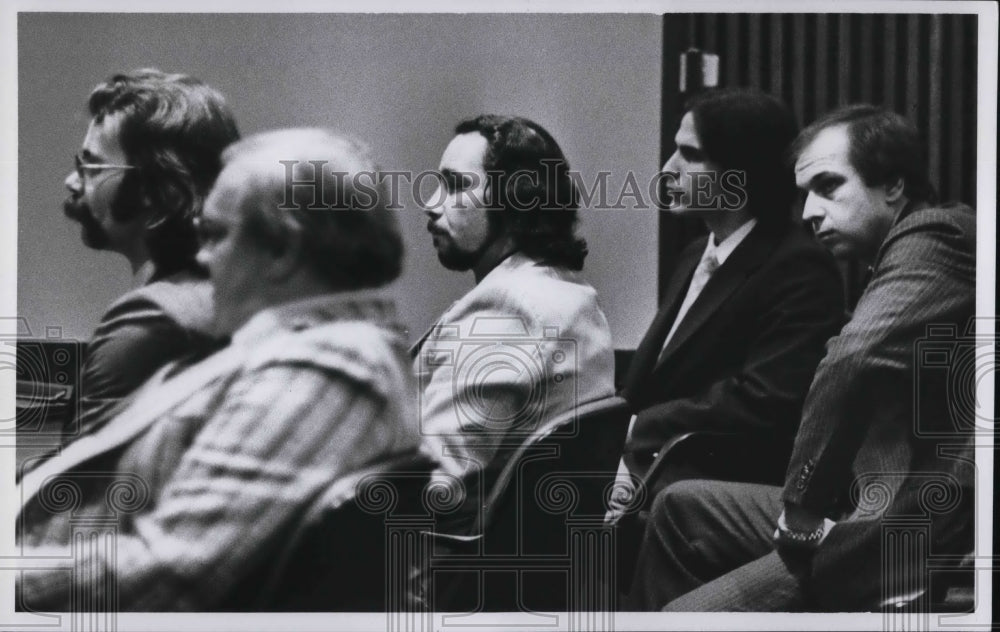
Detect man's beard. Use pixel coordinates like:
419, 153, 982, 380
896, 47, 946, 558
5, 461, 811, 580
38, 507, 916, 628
430, 219, 501, 272
435, 239, 490, 271
63, 197, 111, 249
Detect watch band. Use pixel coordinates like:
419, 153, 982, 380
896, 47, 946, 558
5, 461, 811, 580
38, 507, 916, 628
774, 513, 825, 547
777, 522, 825, 543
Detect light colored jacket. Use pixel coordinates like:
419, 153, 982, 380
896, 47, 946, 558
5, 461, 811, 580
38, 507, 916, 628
413, 252, 615, 523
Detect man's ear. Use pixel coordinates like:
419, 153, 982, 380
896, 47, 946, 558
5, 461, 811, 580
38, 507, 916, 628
884, 177, 905, 204
265, 222, 304, 281
140, 175, 189, 229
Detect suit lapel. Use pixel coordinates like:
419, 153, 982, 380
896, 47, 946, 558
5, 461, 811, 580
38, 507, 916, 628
656, 224, 780, 366
620, 240, 704, 401
409, 322, 437, 358
409, 257, 509, 358
18, 343, 247, 510
409, 295, 464, 359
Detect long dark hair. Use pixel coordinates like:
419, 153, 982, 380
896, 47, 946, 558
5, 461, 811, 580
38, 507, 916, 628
455, 114, 588, 270
89, 68, 240, 278
686, 88, 800, 226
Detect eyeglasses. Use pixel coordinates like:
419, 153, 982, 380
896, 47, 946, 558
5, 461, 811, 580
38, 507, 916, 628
74, 153, 135, 180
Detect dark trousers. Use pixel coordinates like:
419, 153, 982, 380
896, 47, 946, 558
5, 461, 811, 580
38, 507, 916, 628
626, 479, 808, 611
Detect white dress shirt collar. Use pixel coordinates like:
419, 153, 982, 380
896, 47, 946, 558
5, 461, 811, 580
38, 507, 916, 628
706, 217, 758, 267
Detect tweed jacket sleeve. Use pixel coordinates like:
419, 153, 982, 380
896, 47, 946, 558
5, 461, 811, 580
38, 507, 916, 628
20, 320, 417, 610
782, 206, 976, 513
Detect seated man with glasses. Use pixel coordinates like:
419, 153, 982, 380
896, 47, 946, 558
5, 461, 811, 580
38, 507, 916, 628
38, 69, 240, 458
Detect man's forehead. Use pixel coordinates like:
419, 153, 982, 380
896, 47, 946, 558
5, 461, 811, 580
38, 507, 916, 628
81, 113, 127, 162
440, 132, 488, 172
794, 125, 852, 178
203, 164, 248, 220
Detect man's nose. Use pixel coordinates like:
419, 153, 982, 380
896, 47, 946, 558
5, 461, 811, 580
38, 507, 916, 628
65, 170, 81, 194
662, 150, 681, 174
801, 191, 823, 221
423, 186, 444, 219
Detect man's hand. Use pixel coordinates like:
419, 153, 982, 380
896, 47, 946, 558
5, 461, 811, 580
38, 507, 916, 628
773, 504, 835, 551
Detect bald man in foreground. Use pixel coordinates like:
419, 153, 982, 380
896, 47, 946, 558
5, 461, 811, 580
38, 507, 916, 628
16, 128, 423, 610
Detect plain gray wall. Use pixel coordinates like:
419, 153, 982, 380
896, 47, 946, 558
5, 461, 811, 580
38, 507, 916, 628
17, 13, 661, 348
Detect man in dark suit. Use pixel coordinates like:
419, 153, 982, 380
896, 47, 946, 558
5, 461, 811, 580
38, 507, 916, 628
628, 105, 977, 611
616, 89, 845, 500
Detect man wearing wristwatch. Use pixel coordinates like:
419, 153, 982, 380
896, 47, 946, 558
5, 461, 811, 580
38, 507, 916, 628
627, 105, 976, 611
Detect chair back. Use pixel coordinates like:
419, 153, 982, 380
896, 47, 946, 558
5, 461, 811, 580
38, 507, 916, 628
436, 396, 631, 611
479, 395, 631, 535
226, 450, 438, 611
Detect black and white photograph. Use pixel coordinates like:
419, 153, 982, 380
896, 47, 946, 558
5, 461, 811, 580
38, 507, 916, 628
1, 2, 995, 630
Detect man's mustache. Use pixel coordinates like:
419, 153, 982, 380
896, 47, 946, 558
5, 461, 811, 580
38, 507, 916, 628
63, 196, 88, 221
63, 195, 110, 248
426, 220, 448, 237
